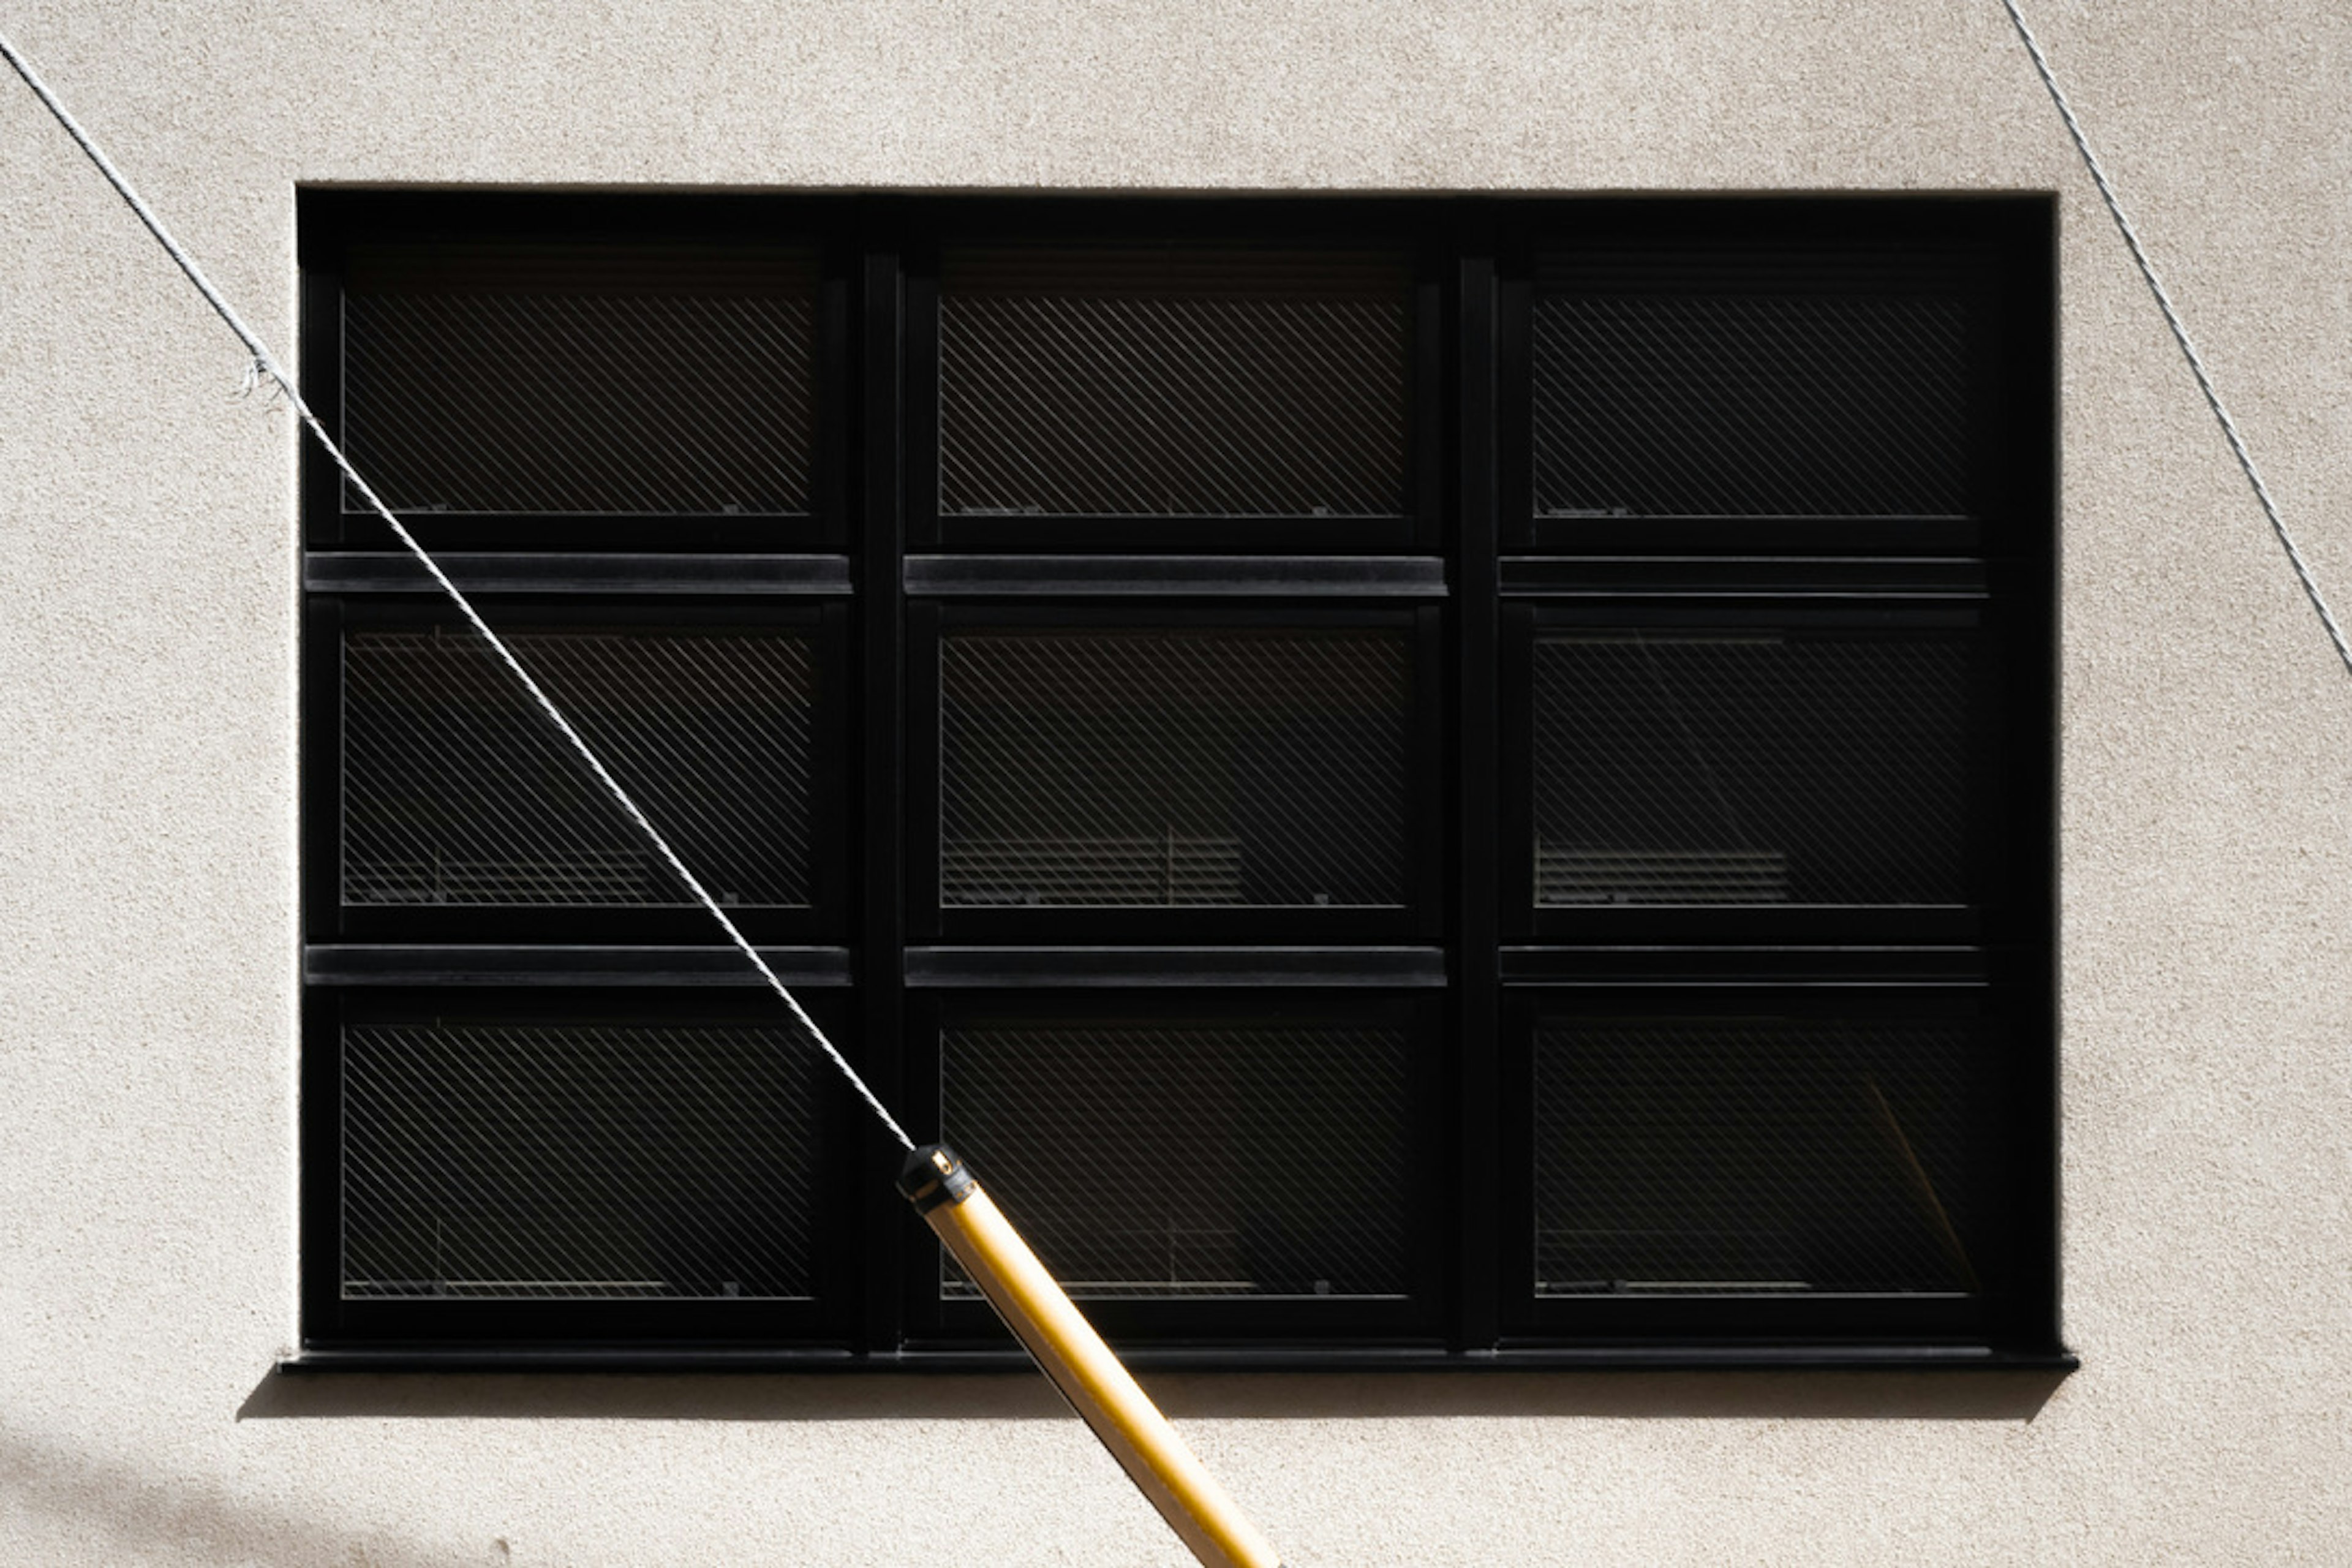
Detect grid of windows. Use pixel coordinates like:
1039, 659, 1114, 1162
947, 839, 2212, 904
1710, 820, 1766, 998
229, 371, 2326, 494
299, 194, 2057, 1367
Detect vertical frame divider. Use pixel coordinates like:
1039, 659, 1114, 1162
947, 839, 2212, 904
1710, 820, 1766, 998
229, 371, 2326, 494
815, 237, 856, 554
298, 988, 344, 1344
298, 261, 346, 548
2007, 197, 2063, 1355
1452, 217, 1501, 1353
857, 206, 909, 1358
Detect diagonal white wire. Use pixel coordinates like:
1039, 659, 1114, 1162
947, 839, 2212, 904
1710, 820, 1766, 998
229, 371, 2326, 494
0, 27, 913, 1150
1997, 0, 2352, 681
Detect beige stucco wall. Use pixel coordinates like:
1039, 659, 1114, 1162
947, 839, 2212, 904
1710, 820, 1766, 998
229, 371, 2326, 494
4, 0, 2351, 1561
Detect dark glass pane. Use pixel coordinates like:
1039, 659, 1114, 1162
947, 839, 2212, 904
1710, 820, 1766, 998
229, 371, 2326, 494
940, 249, 1409, 519
1533, 1017, 1984, 1295
342, 625, 813, 907
941, 627, 1410, 908
1531, 630, 1970, 907
1532, 272, 1970, 520
342, 1018, 821, 1299
943, 1015, 1415, 1298
343, 246, 816, 516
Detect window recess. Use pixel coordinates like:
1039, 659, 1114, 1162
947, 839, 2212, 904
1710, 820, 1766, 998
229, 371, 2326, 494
295, 194, 2059, 1370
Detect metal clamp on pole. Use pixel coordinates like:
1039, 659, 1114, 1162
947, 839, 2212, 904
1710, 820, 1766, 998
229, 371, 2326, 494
899, 1145, 1286, 1568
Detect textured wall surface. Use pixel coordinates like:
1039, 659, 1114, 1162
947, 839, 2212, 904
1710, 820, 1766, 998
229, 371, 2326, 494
5, 0, 2351, 1562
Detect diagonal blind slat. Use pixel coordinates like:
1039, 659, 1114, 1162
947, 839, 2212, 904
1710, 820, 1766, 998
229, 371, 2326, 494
941, 249, 1410, 520
342, 626, 814, 908
941, 628, 1410, 909
944, 1017, 1417, 1298
343, 246, 817, 516
342, 1019, 823, 1300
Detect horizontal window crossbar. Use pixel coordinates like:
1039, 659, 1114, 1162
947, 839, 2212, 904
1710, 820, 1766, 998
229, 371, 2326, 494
307, 554, 854, 595
1499, 946, 1989, 985
905, 555, 1447, 597
306, 944, 854, 986
1500, 556, 1988, 598
905, 946, 1447, 987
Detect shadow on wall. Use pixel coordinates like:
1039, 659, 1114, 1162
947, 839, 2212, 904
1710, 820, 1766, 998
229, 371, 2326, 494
0, 1422, 457, 1568
239, 1368, 2065, 1424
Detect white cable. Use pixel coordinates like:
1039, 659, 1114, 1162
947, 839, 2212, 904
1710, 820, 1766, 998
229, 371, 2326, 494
1998, 0, 2352, 681
0, 26, 914, 1150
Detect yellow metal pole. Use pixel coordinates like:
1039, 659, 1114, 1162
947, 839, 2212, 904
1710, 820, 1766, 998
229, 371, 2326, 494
899, 1145, 1285, 1568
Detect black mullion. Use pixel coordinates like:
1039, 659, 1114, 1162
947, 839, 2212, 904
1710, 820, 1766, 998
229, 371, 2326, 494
815, 244, 856, 555
1411, 606, 1448, 943
1412, 257, 1446, 552
297, 987, 344, 1345
1991, 198, 2060, 1352
1452, 236, 1501, 1352
857, 220, 910, 1357
900, 991, 949, 1338
303, 597, 347, 943
810, 601, 855, 944
903, 600, 944, 944
1494, 224, 1532, 555
904, 244, 943, 552
1496, 603, 1537, 935
301, 263, 347, 548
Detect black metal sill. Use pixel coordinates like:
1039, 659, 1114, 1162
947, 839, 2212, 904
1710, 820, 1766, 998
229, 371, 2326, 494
278, 1344, 2077, 1376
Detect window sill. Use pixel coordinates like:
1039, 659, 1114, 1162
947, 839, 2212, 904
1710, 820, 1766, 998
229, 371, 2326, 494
278, 1344, 2077, 1376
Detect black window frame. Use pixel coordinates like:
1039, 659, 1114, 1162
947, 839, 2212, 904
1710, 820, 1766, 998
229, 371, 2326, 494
294, 191, 2064, 1373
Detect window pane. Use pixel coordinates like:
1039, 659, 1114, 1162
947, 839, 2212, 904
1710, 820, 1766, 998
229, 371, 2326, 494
1532, 264, 1970, 520
1533, 1016, 1984, 1295
1531, 630, 1971, 907
941, 627, 1411, 908
342, 246, 817, 516
341, 1017, 823, 1300
942, 1013, 1417, 1298
342, 625, 814, 907
940, 249, 1410, 519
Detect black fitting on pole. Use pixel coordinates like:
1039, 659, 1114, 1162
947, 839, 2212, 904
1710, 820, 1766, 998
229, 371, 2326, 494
898, 1142, 978, 1214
